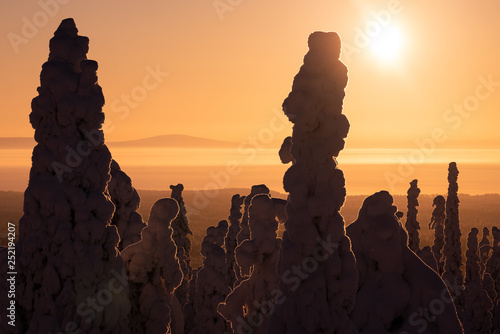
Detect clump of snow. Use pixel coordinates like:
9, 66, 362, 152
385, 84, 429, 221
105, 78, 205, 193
121, 198, 183, 334
279, 136, 293, 164
109, 160, 146, 251
406, 179, 421, 252
483, 273, 498, 304
267, 31, 358, 333
480, 227, 492, 275
442, 162, 465, 316
463, 227, 493, 333
237, 185, 270, 246
429, 195, 446, 274
192, 220, 231, 334
417, 246, 438, 272
225, 194, 245, 288
347, 191, 463, 333
235, 185, 270, 283
219, 194, 282, 334
16, 18, 130, 334
169, 183, 193, 308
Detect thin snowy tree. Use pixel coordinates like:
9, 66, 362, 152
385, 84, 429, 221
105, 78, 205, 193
193, 220, 231, 334
169, 183, 193, 308
442, 162, 465, 317
406, 179, 421, 252
225, 194, 245, 287
480, 227, 492, 275
429, 195, 446, 274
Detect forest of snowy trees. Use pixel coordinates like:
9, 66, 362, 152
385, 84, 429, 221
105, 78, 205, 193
1, 18, 500, 334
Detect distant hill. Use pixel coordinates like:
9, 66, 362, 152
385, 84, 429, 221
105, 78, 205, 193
0, 137, 36, 149
107, 134, 239, 148
0, 135, 239, 150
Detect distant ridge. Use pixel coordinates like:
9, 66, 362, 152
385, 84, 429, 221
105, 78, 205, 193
107, 134, 239, 148
0, 135, 239, 149
0, 137, 36, 149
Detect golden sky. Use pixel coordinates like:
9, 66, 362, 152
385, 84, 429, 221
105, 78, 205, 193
1, 0, 499, 146
1, 0, 500, 194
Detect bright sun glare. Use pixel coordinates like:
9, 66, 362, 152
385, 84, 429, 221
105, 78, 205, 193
370, 26, 404, 61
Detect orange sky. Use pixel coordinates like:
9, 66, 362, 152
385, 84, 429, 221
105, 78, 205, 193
1, 0, 500, 146
0, 0, 500, 194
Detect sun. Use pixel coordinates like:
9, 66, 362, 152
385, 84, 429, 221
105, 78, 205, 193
370, 26, 404, 61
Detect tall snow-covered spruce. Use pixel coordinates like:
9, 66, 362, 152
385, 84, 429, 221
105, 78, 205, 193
480, 227, 492, 275
267, 31, 358, 333
430, 195, 446, 274
193, 220, 231, 334
169, 183, 193, 308
16, 19, 130, 334
225, 194, 245, 287
405, 179, 421, 252
442, 162, 465, 316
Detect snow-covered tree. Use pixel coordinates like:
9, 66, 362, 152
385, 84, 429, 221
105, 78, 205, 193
169, 183, 193, 308
193, 220, 230, 334
429, 195, 446, 274
480, 227, 492, 275
267, 31, 358, 334
463, 228, 493, 334
16, 18, 130, 334
235, 185, 270, 283
442, 162, 465, 316
225, 194, 245, 287
219, 194, 281, 334
347, 191, 463, 333
121, 198, 183, 334
237, 185, 270, 246
406, 179, 421, 252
